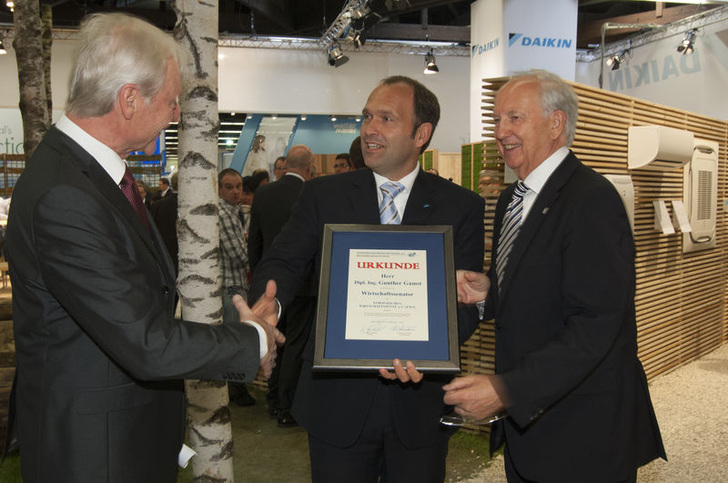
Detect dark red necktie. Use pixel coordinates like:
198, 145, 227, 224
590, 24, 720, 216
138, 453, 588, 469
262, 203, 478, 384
119, 166, 150, 231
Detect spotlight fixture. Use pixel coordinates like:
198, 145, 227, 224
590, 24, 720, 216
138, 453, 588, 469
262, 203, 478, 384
327, 42, 349, 68
677, 29, 697, 55
424, 49, 439, 75
606, 48, 630, 71
330, 115, 338, 122
300, 115, 307, 121
5, 1, 13, 12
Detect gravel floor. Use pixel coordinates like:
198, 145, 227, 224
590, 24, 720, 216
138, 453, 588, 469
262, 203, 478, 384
459, 343, 728, 482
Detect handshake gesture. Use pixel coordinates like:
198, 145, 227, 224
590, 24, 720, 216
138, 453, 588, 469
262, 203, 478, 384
232, 280, 286, 378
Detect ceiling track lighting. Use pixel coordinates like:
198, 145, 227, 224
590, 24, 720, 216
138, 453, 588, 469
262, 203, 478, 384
606, 40, 632, 71
327, 42, 349, 68
424, 48, 439, 74
677, 29, 697, 55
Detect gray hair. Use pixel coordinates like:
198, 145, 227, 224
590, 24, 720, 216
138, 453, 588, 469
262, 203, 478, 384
508, 69, 579, 146
67, 13, 186, 118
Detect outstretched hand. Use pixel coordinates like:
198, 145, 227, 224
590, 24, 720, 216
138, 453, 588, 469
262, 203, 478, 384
456, 270, 490, 305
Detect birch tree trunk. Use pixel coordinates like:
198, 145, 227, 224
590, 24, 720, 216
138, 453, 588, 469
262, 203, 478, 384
173, 0, 235, 481
41, 3, 52, 115
13, 0, 50, 159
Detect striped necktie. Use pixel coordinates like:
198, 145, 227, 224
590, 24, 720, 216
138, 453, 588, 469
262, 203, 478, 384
496, 181, 529, 291
379, 181, 405, 225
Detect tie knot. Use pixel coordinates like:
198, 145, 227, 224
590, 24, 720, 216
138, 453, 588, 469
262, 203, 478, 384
121, 166, 136, 187
381, 181, 404, 199
514, 181, 529, 198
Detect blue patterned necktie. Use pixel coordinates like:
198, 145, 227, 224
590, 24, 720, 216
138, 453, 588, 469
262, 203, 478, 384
496, 181, 529, 291
379, 181, 405, 225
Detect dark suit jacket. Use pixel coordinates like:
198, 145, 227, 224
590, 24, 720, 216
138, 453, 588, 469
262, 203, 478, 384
487, 151, 665, 481
150, 191, 179, 273
248, 173, 305, 271
5, 126, 261, 483
249, 173, 316, 297
249, 168, 485, 449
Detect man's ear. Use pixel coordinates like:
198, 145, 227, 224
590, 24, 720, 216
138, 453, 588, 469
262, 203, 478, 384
550, 110, 567, 140
118, 84, 138, 120
414, 122, 433, 149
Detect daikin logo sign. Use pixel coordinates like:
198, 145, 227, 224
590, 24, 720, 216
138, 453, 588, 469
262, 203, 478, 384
508, 33, 573, 49
471, 37, 500, 57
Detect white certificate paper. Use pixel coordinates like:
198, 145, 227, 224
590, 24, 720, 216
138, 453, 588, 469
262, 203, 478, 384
345, 249, 429, 341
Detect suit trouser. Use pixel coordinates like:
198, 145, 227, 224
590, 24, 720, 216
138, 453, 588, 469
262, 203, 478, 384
307, 382, 448, 483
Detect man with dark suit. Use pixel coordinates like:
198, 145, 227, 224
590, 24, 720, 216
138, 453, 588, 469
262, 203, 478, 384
249, 76, 485, 482
5, 13, 281, 482
151, 172, 179, 274
249, 144, 315, 427
444, 70, 665, 481
152, 176, 172, 203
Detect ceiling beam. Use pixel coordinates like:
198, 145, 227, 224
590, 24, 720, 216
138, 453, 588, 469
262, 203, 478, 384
578, 4, 717, 46
367, 22, 469, 43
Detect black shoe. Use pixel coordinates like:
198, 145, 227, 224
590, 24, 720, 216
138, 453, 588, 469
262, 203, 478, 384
277, 411, 297, 428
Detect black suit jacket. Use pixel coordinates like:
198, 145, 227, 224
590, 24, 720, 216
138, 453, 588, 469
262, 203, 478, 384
5, 126, 261, 482
248, 174, 304, 271
487, 151, 665, 481
150, 191, 179, 273
249, 168, 485, 449
249, 173, 317, 297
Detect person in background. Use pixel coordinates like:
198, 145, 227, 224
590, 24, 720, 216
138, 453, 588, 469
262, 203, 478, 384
251, 169, 270, 191
444, 69, 665, 482
348, 135, 366, 170
135, 178, 153, 209
242, 134, 267, 176
151, 172, 179, 275
332, 153, 353, 174
218, 168, 258, 407
273, 156, 288, 180
152, 176, 172, 204
4, 12, 282, 482
249, 76, 484, 482
248, 144, 316, 428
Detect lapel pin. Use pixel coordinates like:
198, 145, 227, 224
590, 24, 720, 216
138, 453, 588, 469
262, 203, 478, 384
423, 204, 430, 209
542, 207, 550, 215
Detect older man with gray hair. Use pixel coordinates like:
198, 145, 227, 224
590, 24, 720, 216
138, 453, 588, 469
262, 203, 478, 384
5, 12, 282, 482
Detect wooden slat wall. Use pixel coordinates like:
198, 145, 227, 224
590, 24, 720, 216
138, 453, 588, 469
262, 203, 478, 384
460, 77, 728, 414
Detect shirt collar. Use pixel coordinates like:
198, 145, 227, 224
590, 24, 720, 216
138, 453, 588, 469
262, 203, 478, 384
522, 146, 569, 194
55, 113, 128, 185
284, 172, 305, 182
372, 164, 420, 194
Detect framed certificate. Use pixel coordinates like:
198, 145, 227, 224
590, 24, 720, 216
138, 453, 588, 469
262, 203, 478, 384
313, 224, 460, 373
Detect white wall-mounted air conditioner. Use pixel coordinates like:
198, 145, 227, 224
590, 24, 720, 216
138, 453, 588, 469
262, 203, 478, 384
628, 125, 694, 170
603, 174, 635, 236
683, 139, 719, 253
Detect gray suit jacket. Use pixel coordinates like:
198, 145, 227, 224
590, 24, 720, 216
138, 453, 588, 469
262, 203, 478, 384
6, 126, 260, 482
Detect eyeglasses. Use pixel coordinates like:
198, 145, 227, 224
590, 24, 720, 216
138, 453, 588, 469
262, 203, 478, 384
274, 166, 286, 171
333, 163, 348, 169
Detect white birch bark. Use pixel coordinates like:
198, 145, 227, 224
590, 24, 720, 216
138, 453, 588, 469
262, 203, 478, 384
173, 0, 235, 480
13, 0, 51, 159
